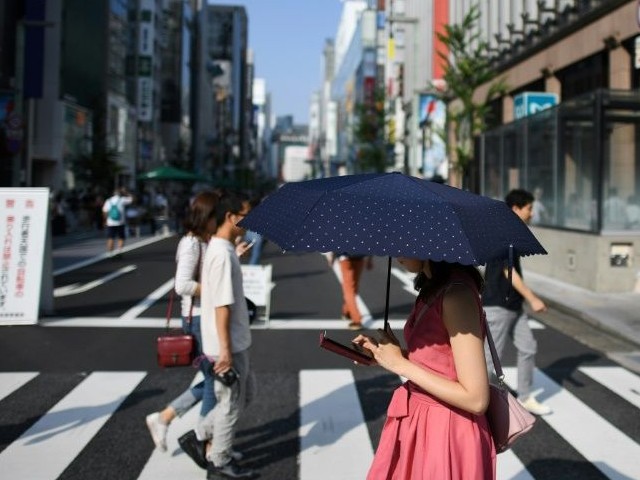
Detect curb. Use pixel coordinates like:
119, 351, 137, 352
539, 294, 640, 350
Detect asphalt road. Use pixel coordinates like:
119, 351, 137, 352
0, 238, 639, 479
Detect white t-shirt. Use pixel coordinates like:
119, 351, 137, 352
200, 237, 251, 356
102, 194, 132, 226
174, 235, 206, 317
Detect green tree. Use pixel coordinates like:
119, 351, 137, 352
352, 88, 390, 173
72, 149, 123, 193
435, 4, 507, 188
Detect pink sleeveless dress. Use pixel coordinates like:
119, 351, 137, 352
367, 276, 496, 480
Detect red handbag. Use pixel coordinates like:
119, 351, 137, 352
156, 290, 195, 367
156, 243, 201, 367
484, 311, 536, 452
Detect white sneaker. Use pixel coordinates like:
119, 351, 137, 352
519, 395, 552, 416
145, 412, 168, 451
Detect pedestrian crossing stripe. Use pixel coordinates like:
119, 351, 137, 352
0, 372, 38, 402
502, 368, 640, 479
0, 372, 146, 479
0, 367, 638, 479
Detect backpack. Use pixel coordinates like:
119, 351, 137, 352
108, 199, 122, 222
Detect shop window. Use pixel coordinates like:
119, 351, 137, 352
603, 115, 640, 231
526, 111, 556, 226
558, 114, 597, 231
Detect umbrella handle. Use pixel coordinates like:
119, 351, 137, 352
384, 256, 391, 331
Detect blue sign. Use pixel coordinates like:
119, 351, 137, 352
513, 92, 558, 120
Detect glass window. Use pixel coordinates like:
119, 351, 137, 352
558, 111, 597, 231
603, 111, 640, 231
526, 110, 556, 226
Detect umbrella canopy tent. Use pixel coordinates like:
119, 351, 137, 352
137, 165, 205, 182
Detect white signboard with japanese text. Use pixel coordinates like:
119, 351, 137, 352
0, 188, 49, 325
241, 264, 273, 324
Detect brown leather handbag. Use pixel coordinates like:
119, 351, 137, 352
156, 289, 195, 367
156, 243, 201, 367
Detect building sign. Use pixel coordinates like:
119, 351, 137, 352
418, 94, 447, 179
137, 0, 155, 122
514, 92, 558, 119
0, 188, 49, 325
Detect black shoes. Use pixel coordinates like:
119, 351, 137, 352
206, 459, 257, 479
178, 430, 208, 469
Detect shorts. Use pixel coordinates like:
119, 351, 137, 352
107, 225, 126, 240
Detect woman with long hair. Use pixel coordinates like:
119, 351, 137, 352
145, 191, 219, 452
353, 259, 496, 479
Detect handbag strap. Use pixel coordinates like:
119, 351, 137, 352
165, 240, 203, 330
443, 280, 505, 382
483, 311, 504, 381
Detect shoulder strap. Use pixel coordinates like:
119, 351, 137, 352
448, 279, 504, 380
185, 242, 203, 323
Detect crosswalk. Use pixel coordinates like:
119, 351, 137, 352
0, 366, 639, 479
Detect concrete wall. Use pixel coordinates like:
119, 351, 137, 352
524, 227, 640, 293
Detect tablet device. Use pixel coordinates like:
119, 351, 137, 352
319, 331, 376, 365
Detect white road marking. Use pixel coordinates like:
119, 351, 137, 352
299, 370, 373, 479
138, 373, 205, 479
503, 367, 640, 479
0, 372, 38, 402
0, 371, 146, 479
119, 278, 175, 321
579, 366, 640, 409
54, 265, 137, 297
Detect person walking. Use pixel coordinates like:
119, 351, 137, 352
353, 258, 495, 479
482, 188, 552, 416
198, 191, 257, 479
102, 187, 133, 255
145, 191, 219, 455
326, 252, 373, 330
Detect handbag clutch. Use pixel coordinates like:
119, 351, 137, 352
156, 289, 195, 367
484, 311, 536, 452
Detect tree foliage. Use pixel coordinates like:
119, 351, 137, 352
72, 150, 123, 193
352, 88, 390, 173
434, 5, 507, 185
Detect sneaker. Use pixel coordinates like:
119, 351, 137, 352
145, 412, 168, 451
348, 321, 363, 331
207, 459, 257, 479
519, 395, 552, 416
178, 430, 208, 469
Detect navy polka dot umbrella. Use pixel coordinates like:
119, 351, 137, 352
239, 172, 547, 324
241, 172, 546, 263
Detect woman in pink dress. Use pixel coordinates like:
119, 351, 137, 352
353, 258, 496, 479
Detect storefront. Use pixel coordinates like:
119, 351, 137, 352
481, 89, 640, 292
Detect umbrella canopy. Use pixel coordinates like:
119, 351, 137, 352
239, 172, 546, 266
137, 165, 204, 182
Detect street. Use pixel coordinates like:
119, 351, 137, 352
0, 236, 639, 479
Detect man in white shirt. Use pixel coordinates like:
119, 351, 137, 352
102, 187, 133, 254
198, 191, 256, 479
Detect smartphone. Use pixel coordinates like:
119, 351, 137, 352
215, 368, 239, 386
245, 239, 257, 249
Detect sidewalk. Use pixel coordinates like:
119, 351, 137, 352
526, 270, 640, 349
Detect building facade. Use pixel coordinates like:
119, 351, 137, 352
465, 0, 640, 292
